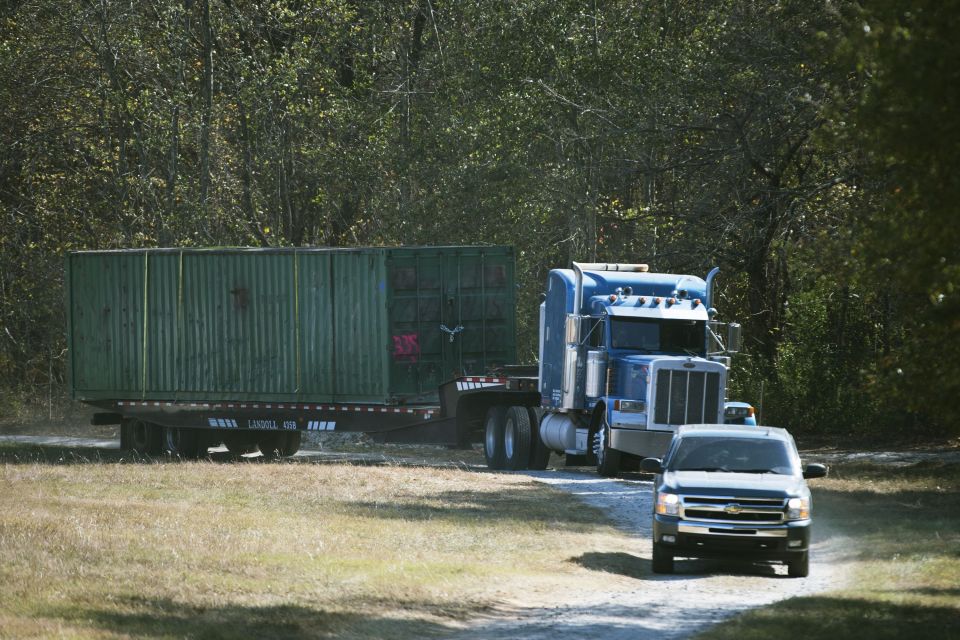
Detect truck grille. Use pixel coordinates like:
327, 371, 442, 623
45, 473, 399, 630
653, 369, 721, 425
681, 495, 785, 524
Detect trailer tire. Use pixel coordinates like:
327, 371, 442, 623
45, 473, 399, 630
258, 431, 301, 458
526, 408, 550, 470
161, 426, 203, 459
483, 406, 507, 470
594, 415, 621, 478
128, 420, 160, 456
503, 406, 532, 471
652, 543, 674, 574
224, 432, 258, 456
280, 431, 302, 456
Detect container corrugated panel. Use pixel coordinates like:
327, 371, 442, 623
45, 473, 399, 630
67, 246, 515, 404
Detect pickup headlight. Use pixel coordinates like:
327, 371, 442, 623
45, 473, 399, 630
786, 497, 810, 520
655, 492, 680, 516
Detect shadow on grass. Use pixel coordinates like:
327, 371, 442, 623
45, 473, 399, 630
43, 596, 457, 640
695, 595, 960, 640
338, 485, 609, 530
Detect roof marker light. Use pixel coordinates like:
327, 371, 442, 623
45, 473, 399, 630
639, 297, 647, 304
667, 297, 676, 305
609, 294, 617, 302
654, 297, 662, 305
693, 299, 701, 307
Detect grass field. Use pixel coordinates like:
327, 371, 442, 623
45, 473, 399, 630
0, 443, 631, 639
695, 459, 960, 640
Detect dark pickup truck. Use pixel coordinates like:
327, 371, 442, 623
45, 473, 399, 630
641, 424, 827, 577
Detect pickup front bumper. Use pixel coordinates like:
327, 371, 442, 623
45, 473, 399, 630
653, 514, 811, 561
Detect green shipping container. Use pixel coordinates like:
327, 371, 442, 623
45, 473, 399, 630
66, 246, 516, 404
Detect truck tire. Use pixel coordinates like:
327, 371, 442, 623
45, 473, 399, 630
526, 408, 551, 470
594, 417, 621, 477
652, 543, 674, 574
787, 552, 809, 578
483, 406, 507, 470
503, 406, 532, 471
161, 426, 204, 459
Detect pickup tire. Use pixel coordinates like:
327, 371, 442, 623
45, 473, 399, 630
483, 406, 507, 470
652, 543, 674, 574
787, 552, 809, 578
503, 406, 532, 470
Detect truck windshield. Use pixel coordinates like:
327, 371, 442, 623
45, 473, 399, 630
609, 318, 704, 354
667, 437, 799, 475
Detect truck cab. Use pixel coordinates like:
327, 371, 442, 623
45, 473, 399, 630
536, 263, 741, 476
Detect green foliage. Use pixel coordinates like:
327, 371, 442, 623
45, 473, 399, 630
0, 0, 956, 438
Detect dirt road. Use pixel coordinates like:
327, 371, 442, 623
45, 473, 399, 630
453, 470, 849, 640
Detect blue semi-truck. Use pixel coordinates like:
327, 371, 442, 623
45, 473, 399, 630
481, 262, 741, 475
71, 249, 742, 474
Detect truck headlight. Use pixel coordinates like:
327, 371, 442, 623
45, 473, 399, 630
616, 399, 646, 413
786, 497, 810, 520
656, 492, 680, 516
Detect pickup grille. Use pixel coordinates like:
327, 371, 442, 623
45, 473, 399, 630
681, 495, 785, 525
654, 369, 721, 425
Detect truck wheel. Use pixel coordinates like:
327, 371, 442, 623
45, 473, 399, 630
526, 408, 550, 470
161, 426, 202, 459
787, 552, 809, 578
258, 431, 301, 458
652, 543, 674, 574
483, 406, 507, 470
594, 418, 621, 477
503, 406, 532, 470
281, 431, 302, 456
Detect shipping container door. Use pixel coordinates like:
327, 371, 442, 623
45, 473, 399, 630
450, 249, 516, 377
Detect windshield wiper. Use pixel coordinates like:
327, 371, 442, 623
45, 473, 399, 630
733, 468, 784, 474
677, 467, 732, 472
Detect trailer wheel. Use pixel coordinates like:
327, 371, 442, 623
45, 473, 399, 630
257, 431, 301, 458
128, 420, 160, 455
526, 408, 550, 470
161, 426, 202, 459
594, 415, 621, 477
483, 406, 507, 470
224, 432, 258, 456
503, 406, 532, 471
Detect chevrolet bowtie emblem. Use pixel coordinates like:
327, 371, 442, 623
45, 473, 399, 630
724, 505, 743, 514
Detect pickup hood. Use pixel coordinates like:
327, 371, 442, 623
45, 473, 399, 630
662, 470, 808, 499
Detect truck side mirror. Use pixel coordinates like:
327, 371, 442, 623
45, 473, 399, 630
726, 323, 741, 354
802, 463, 828, 479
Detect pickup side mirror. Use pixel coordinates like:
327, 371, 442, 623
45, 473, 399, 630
640, 457, 665, 474
802, 463, 828, 479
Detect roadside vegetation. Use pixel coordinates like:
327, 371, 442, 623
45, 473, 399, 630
0, 443, 627, 639
695, 460, 960, 640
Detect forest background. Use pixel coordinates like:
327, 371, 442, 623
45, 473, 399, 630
1, 0, 957, 442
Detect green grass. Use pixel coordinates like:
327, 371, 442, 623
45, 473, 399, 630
0, 444, 626, 639
694, 459, 960, 640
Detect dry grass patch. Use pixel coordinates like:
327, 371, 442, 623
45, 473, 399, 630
0, 444, 627, 639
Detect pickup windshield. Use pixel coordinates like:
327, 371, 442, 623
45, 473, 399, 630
667, 436, 799, 475
609, 317, 704, 354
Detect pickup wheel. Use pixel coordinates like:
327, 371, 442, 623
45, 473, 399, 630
594, 416, 621, 477
526, 408, 551, 470
503, 406, 532, 470
652, 543, 674, 574
787, 552, 809, 578
483, 406, 507, 470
